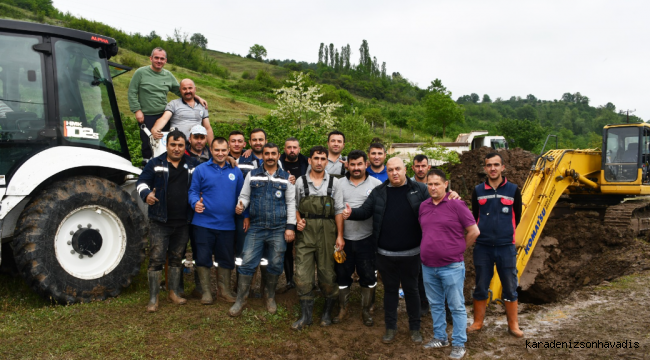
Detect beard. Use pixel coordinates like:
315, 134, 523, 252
286, 153, 298, 161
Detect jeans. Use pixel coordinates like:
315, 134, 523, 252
335, 236, 376, 288
473, 243, 518, 302
148, 220, 188, 271
238, 226, 286, 276
422, 261, 467, 347
139, 113, 168, 161
377, 253, 421, 331
192, 226, 235, 270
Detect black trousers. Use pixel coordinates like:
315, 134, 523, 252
335, 236, 376, 288
139, 113, 168, 161
377, 253, 421, 331
284, 240, 294, 283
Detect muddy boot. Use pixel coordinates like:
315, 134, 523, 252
229, 274, 252, 317
196, 266, 213, 305
217, 267, 237, 303
291, 299, 314, 330
252, 265, 268, 298
332, 287, 350, 324
320, 297, 335, 327
265, 273, 279, 314
191, 269, 203, 299
467, 299, 487, 332
505, 300, 524, 337
177, 267, 186, 298
167, 267, 187, 305
361, 287, 375, 326
146, 270, 161, 312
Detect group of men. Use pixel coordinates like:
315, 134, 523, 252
131, 47, 524, 360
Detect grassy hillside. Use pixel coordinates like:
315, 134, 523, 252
111, 50, 275, 123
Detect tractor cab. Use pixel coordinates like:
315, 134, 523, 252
0, 19, 131, 186
602, 123, 650, 188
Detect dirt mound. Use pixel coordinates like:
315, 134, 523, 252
448, 146, 536, 198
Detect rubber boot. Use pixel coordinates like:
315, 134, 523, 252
320, 297, 335, 327
265, 273, 279, 314
229, 274, 253, 317
291, 299, 314, 330
505, 300, 524, 337
146, 270, 161, 312
217, 267, 237, 303
361, 287, 375, 326
191, 269, 203, 299
197, 266, 213, 305
167, 267, 187, 305
177, 266, 186, 298
467, 299, 487, 332
332, 287, 350, 324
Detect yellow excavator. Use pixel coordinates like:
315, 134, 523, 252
488, 122, 650, 303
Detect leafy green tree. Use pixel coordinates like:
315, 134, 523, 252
482, 94, 492, 103
329, 43, 335, 68
424, 92, 464, 138
470, 93, 480, 103
427, 79, 449, 95
248, 44, 267, 61
496, 118, 545, 151
516, 105, 538, 121
334, 113, 374, 154
190, 33, 208, 49
526, 94, 537, 103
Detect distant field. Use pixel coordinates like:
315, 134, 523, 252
206, 50, 288, 79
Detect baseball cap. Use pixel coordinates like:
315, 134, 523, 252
190, 124, 208, 136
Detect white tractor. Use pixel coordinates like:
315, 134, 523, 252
0, 19, 148, 303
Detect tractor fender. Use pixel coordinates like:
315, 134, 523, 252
1, 146, 142, 234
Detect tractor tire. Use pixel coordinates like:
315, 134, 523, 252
12, 176, 148, 304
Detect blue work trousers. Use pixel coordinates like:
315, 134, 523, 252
472, 243, 518, 302
193, 226, 235, 270
422, 261, 467, 347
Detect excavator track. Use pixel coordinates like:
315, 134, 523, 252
603, 199, 650, 234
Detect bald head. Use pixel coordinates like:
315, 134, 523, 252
386, 157, 407, 186
180, 79, 197, 102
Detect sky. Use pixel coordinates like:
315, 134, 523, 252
54, 0, 650, 120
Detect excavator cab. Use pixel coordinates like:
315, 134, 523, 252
602, 123, 650, 192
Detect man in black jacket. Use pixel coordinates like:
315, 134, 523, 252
277, 137, 309, 293
343, 157, 459, 344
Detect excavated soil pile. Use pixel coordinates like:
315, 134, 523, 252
448, 146, 536, 199
452, 147, 650, 304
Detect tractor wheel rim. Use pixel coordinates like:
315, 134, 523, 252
54, 205, 127, 280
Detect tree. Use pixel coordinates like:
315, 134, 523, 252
496, 118, 545, 151
190, 33, 208, 49
329, 43, 335, 68
248, 44, 267, 61
318, 43, 324, 64
424, 92, 464, 138
470, 93, 480, 103
526, 94, 537, 103
426, 79, 449, 95
516, 105, 538, 121
482, 94, 492, 103
324, 47, 329, 67
270, 72, 342, 129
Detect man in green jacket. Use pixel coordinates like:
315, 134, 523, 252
128, 47, 207, 164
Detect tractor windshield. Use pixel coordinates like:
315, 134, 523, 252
54, 39, 124, 153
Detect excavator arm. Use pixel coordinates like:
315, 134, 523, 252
487, 149, 602, 303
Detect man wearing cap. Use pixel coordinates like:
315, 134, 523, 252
151, 79, 214, 145
128, 48, 207, 164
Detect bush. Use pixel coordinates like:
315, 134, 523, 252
241, 71, 250, 80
